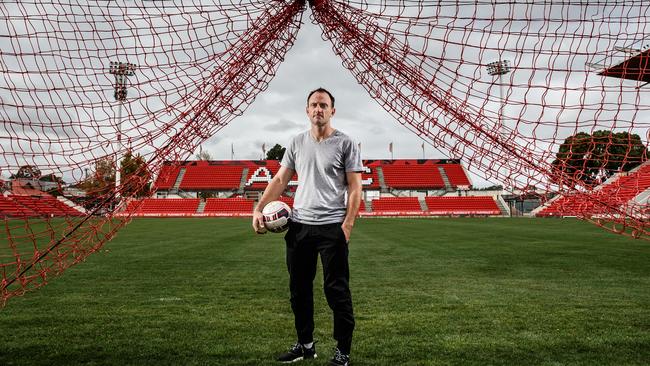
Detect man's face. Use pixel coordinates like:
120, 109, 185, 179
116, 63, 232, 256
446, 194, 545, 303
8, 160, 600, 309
306, 92, 335, 128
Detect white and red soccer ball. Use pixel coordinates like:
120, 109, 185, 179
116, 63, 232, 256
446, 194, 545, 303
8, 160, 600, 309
261, 201, 292, 233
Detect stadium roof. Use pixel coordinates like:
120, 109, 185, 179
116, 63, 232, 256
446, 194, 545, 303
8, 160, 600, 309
598, 48, 650, 83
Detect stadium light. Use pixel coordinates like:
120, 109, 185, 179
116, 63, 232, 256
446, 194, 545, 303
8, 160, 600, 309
486, 60, 511, 137
108, 61, 137, 199
486, 60, 510, 76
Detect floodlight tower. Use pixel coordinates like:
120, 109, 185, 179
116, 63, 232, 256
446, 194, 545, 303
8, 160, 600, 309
486, 60, 511, 137
109, 61, 137, 198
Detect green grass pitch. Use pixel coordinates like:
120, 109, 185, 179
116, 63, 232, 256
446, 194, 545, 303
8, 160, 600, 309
1, 217, 649, 365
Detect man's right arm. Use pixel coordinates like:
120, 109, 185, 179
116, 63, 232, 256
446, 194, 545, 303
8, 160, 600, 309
252, 165, 295, 233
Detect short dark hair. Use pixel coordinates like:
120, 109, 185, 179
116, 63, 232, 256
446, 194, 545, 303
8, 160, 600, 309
307, 87, 335, 108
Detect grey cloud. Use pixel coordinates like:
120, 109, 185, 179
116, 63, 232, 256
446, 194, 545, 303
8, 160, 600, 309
369, 125, 385, 135
263, 119, 304, 132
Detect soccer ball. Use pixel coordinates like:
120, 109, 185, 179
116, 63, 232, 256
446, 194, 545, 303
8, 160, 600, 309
262, 201, 292, 233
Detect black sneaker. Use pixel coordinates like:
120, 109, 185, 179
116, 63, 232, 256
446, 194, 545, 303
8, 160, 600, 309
277, 342, 317, 363
328, 348, 350, 366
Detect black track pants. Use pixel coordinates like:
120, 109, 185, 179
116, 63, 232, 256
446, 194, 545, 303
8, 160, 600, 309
284, 221, 355, 354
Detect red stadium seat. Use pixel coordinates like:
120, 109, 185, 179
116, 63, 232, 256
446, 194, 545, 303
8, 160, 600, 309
442, 164, 471, 186
537, 164, 650, 217
180, 164, 244, 190
128, 198, 200, 215
371, 197, 423, 213
424, 196, 500, 215
155, 159, 470, 192
204, 198, 254, 213
153, 165, 182, 189
0, 196, 38, 217
4, 195, 84, 217
381, 165, 445, 189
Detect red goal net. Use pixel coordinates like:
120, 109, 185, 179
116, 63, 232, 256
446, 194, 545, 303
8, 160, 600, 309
1, 0, 648, 306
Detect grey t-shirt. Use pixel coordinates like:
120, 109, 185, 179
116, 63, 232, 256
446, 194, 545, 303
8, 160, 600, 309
281, 129, 363, 225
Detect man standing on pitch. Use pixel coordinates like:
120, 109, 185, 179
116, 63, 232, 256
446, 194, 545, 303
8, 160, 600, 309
252, 88, 363, 366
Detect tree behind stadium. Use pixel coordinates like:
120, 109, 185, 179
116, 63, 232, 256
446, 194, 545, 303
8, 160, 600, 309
77, 152, 151, 205
552, 131, 648, 186
266, 144, 286, 161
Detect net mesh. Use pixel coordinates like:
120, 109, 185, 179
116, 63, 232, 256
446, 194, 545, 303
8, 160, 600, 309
1, 0, 648, 306
308, 0, 649, 234
1, 0, 305, 305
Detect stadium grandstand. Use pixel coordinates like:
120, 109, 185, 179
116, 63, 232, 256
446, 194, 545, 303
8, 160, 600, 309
534, 161, 650, 218
120, 159, 509, 217
3, 155, 646, 222
0, 180, 85, 219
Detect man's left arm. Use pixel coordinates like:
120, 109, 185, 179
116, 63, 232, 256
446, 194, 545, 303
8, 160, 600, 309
342, 171, 362, 243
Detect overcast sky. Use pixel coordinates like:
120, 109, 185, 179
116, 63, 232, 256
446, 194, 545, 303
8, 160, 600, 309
1, 1, 648, 189
200, 9, 446, 162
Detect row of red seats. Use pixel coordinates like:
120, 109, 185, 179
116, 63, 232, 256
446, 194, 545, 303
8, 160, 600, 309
371, 196, 500, 214
182, 166, 244, 190
0, 196, 35, 217
0, 195, 84, 218
126, 197, 280, 214
381, 165, 444, 188
537, 164, 650, 217
442, 165, 471, 186
126, 198, 200, 214
125, 196, 498, 216
204, 198, 254, 213
153, 160, 472, 191
155, 166, 181, 189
